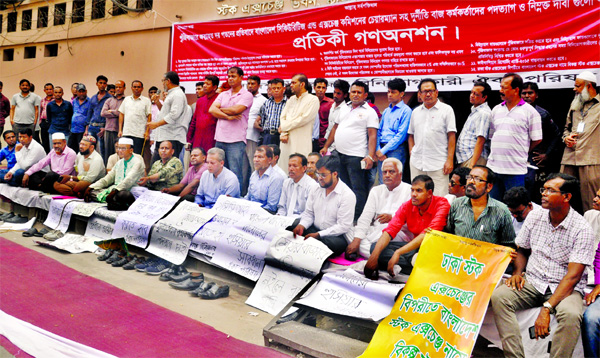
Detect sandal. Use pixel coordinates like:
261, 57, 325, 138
34, 228, 50, 237
22, 228, 38, 237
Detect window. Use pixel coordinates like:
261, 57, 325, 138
72, 0, 85, 23
54, 3, 66, 25
112, 0, 127, 16
92, 0, 105, 19
38, 6, 49, 28
22, 9, 32, 31
45, 44, 58, 57
3, 49, 14, 61
0, 15, 3, 33
7, 12, 17, 32
136, 0, 152, 10
24, 46, 36, 59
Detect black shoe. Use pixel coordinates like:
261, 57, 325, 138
199, 284, 229, 299
159, 265, 181, 282
98, 249, 114, 261
112, 255, 132, 267
22, 228, 38, 237
34, 228, 50, 237
0, 212, 15, 220
106, 251, 124, 264
168, 277, 204, 291
189, 281, 214, 297
5, 215, 28, 223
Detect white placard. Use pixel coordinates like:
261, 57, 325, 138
44, 234, 99, 253
266, 231, 332, 277
190, 211, 240, 257
84, 215, 114, 240
43, 199, 74, 229
246, 265, 311, 315
71, 202, 106, 218
56, 201, 79, 233
146, 202, 216, 265
212, 195, 262, 215
296, 269, 402, 321
112, 191, 180, 248
210, 226, 270, 281
246, 208, 297, 230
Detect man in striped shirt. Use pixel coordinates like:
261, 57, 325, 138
487, 73, 542, 200
255, 78, 286, 146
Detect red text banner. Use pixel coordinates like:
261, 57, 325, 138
172, 0, 600, 91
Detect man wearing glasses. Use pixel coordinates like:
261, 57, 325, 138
491, 173, 595, 358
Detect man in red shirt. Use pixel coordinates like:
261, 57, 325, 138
313, 78, 334, 151
364, 175, 450, 279
187, 75, 220, 153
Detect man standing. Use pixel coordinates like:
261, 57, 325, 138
313, 78, 334, 151
195, 147, 240, 208
84, 75, 112, 157
408, 79, 457, 197
22, 133, 77, 193
245, 145, 285, 213
491, 173, 595, 358
0, 81, 10, 136
137, 140, 183, 192
0, 130, 18, 181
46, 87, 73, 143
10, 79, 40, 135
4, 128, 46, 187
455, 81, 492, 168
243, 75, 267, 192
69, 84, 91, 153
487, 73, 542, 200
187, 75, 220, 153
53, 136, 106, 198
293, 155, 356, 256
255, 78, 286, 145
561, 70, 600, 212
321, 80, 378, 220
118, 80, 151, 156
324, 80, 350, 153
101, 80, 126, 161
39, 83, 55, 153
191, 81, 205, 113
209, 67, 254, 192
162, 147, 208, 201
277, 153, 319, 217
278, 73, 320, 171
376, 78, 412, 183
70, 83, 79, 103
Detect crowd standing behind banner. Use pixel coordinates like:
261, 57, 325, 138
0, 68, 599, 356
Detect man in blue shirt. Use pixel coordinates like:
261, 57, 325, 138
46, 86, 73, 144
0, 130, 18, 182
245, 145, 285, 213
376, 78, 412, 184
84, 75, 112, 160
195, 147, 240, 208
69, 84, 90, 153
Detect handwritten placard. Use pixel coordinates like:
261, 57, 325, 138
84, 215, 115, 240
44, 233, 100, 253
71, 202, 106, 218
210, 226, 270, 281
246, 265, 311, 315
266, 231, 332, 277
190, 211, 240, 257
44, 199, 75, 229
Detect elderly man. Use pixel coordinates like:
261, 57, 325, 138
245, 145, 285, 213
491, 173, 595, 358
364, 175, 450, 279
23, 133, 76, 193
346, 158, 412, 260
306, 152, 321, 181
279, 73, 320, 171
277, 153, 319, 217
86, 138, 145, 210
561, 70, 600, 212
54, 136, 106, 198
293, 155, 356, 256
4, 128, 46, 187
163, 147, 208, 201
138, 140, 183, 191
194, 147, 240, 208
503, 186, 541, 236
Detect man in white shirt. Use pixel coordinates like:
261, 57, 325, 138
346, 158, 412, 260
408, 78, 457, 196
53, 136, 106, 198
277, 153, 319, 217
4, 128, 47, 187
118, 80, 152, 156
243, 75, 266, 193
503, 186, 541, 236
293, 155, 356, 256
321, 80, 379, 220
323, 80, 350, 153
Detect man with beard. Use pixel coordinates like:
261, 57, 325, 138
445, 165, 515, 246
162, 147, 208, 201
53, 136, 106, 198
22, 133, 77, 193
561, 70, 600, 212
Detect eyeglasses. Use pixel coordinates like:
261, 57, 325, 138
465, 175, 487, 184
315, 171, 331, 178
540, 188, 565, 195
419, 89, 436, 95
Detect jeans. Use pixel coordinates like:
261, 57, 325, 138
489, 173, 525, 201
583, 298, 600, 358
87, 126, 105, 160
6, 169, 25, 187
334, 151, 368, 221
216, 141, 246, 195
261, 132, 280, 146
378, 145, 407, 184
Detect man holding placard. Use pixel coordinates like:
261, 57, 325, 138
491, 173, 595, 358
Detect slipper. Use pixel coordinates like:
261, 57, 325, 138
34, 228, 50, 237
22, 227, 38, 237
199, 284, 230, 300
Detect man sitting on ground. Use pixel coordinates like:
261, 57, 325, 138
306, 152, 321, 181
22, 133, 76, 193
267, 144, 288, 178
293, 155, 356, 256
195, 147, 240, 208
364, 175, 450, 279
277, 153, 319, 217
0, 130, 18, 181
54, 136, 106, 198
245, 145, 285, 213
137, 140, 183, 192
163, 147, 208, 201
85, 137, 145, 210
445, 167, 471, 205
347, 158, 412, 260
503, 186, 541, 236
4, 128, 46, 187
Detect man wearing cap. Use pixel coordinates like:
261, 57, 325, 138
68, 84, 91, 153
137, 140, 183, 191
22, 132, 77, 193
53, 136, 106, 198
561, 70, 600, 211
86, 137, 145, 210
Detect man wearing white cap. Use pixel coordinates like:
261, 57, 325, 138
561, 70, 600, 211
86, 137, 144, 210
54, 136, 106, 198
22, 132, 77, 193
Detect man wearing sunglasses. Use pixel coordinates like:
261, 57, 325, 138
503, 186, 541, 236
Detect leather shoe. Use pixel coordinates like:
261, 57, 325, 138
169, 278, 203, 291
199, 284, 229, 300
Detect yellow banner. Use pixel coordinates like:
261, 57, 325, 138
359, 230, 513, 358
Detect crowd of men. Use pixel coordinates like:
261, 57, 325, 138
0, 67, 599, 357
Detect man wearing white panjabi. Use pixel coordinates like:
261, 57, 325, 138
277, 153, 319, 217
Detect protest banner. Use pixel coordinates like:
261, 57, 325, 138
359, 230, 512, 358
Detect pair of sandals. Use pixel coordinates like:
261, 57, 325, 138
22, 227, 50, 238
189, 281, 230, 300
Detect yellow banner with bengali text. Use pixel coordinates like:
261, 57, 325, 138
359, 230, 513, 358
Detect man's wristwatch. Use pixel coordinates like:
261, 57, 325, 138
542, 301, 555, 314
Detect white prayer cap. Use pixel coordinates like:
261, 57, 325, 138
51, 133, 66, 140
577, 71, 597, 83
118, 137, 134, 146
